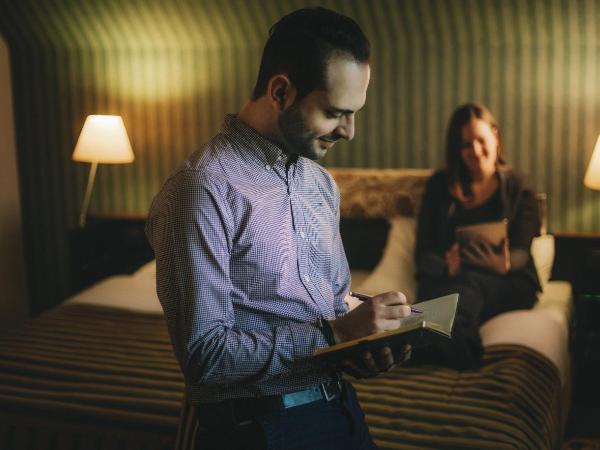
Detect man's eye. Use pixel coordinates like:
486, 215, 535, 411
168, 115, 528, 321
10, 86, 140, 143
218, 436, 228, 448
326, 111, 343, 119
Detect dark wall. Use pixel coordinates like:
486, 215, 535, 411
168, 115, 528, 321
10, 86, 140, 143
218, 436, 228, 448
0, 0, 599, 313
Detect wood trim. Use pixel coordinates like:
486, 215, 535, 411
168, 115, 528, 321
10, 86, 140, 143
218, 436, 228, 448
88, 212, 148, 221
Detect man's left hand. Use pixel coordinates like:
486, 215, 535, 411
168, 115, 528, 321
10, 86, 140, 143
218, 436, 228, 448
337, 344, 412, 379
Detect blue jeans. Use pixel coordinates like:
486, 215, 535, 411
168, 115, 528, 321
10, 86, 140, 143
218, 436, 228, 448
195, 381, 376, 450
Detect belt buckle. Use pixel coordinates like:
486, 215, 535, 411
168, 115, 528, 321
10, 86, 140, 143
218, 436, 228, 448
320, 382, 336, 402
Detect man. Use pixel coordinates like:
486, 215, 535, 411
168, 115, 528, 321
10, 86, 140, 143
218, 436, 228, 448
146, 7, 411, 450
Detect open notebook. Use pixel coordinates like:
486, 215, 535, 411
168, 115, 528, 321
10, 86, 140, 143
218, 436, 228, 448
314, 293, 459, 365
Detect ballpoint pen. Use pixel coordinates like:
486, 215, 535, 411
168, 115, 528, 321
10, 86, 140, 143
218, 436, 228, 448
349, 291, 423, 313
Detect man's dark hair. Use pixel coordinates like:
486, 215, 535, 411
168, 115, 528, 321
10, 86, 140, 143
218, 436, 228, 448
251, 7, 370, 101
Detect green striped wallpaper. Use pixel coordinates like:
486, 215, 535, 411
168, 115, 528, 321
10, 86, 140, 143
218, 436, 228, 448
0, 0, 599, 312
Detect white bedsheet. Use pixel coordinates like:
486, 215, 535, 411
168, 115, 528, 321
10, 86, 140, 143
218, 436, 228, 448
480, 280, 572, 386
66, 261, 163, 313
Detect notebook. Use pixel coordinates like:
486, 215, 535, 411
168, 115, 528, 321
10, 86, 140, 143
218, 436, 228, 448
313, 293, 459, 365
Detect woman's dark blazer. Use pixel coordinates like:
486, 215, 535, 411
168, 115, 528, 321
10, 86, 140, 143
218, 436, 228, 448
415, 168, 542, 291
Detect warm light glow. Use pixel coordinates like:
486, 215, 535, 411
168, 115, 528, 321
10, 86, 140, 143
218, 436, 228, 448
584, 135, 600, 190
72, 115, 134, 163
72, 115, 134, 227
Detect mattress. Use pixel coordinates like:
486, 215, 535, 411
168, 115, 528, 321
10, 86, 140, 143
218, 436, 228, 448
1, 262, 569, 450
353, 345, 563, 450
173, 343, 564, 450
0, 303, 182, 450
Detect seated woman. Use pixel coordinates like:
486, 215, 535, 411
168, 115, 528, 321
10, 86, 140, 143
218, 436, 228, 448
414, 102, 541, 369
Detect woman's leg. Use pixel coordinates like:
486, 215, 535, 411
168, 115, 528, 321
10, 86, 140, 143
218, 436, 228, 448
416, 274, 485, 369
416, 270, 537, 369
478, 272, 538, 322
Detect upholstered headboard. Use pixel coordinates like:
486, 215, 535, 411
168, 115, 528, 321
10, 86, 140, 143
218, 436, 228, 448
327, 168, 432, 271
327, 168, 433, 219
327, 168, 549, 272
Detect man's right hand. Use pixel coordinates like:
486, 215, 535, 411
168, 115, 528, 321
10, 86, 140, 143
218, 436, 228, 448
327, 291, 412, 378
329, 291, 411, 343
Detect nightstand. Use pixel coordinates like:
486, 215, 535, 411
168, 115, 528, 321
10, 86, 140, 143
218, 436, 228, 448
553, 231, 600, 367
554, 231, 600, 438
69, 212, 154, 295
578, 294, 600, 368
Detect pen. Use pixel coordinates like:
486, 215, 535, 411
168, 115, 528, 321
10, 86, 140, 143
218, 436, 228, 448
349, 291, 423, 314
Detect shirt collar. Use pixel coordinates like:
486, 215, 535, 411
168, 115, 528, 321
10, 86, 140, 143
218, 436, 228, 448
222, 114, 294, 171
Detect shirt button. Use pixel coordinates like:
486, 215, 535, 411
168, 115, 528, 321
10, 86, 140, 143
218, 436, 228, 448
300, 231, 306, 239
265, 164, 271, 170
303, 275, 310, 283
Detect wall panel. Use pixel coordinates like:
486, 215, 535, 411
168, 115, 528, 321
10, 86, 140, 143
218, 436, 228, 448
0, 0, 599, 312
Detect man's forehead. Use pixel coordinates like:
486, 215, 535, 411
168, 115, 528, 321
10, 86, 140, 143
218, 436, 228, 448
324, 56, 370, 83
321, 57, 370, 108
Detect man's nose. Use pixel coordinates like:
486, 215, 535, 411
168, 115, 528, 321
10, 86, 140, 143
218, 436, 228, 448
336, 115, 355, 141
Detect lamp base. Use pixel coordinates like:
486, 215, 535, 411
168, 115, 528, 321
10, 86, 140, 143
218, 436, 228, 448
78, 161, 98, 228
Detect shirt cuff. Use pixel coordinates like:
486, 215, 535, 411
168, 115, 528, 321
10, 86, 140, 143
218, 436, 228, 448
288, 322, 330, 361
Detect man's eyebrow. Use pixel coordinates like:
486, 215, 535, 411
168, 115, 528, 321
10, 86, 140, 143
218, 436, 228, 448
329, 105, 365, 114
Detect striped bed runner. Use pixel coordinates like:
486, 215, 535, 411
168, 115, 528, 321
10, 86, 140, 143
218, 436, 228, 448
0, 304, 563, 450
0, 304, 183, 450
353, 345, 563, 450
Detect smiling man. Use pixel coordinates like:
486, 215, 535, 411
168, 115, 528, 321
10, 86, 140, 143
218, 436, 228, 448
146, 7, 411, 450
265, 53, 368, 161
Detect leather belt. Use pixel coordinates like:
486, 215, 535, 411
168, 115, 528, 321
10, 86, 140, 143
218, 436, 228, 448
197, 381, 343, 425
281, 380, 341, 408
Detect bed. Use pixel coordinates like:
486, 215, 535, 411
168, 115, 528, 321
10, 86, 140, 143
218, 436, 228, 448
333, 168, 572, 449
0, 168, 573, 450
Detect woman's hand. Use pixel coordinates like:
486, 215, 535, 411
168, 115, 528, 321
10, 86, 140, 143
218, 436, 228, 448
445, 243, 461, 277
461, 237, 510, 274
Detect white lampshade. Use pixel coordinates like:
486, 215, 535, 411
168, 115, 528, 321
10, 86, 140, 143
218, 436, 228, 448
72, 115, 134, 227
72, 115, 134, 163
584, 135, 600, 190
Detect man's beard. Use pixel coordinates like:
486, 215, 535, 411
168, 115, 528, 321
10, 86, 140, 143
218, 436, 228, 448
277, 103, 337, 161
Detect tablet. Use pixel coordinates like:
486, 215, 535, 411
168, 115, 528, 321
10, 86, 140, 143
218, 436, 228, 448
455, 219, 508, 247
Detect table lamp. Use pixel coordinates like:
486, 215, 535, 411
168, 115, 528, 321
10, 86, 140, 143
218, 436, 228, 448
72, 115, 134, 227
584, 134, 600, 190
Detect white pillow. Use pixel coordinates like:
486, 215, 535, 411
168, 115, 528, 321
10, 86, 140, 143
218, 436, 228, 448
134, 260, 157, 280
355, 216, 417, 304
354, 220, 555, 304
66, 273, 163, 313
530, 234, 555, 287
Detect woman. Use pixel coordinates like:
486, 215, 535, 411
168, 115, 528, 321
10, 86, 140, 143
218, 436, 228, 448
414, 103, 541, 369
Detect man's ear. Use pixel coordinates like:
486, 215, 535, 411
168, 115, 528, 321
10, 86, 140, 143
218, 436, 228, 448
268, 75, 296, 111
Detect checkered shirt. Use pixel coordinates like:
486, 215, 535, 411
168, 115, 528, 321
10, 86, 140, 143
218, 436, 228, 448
146, 114, 350, 403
